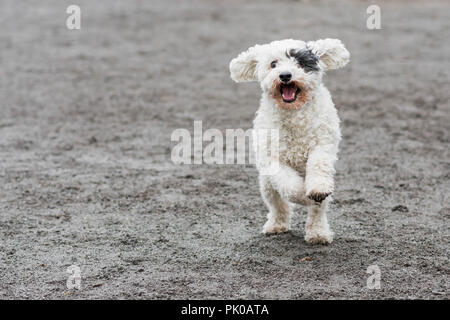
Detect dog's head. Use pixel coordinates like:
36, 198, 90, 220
230, 39, 349, 110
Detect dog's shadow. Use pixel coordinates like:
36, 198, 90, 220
234, 230, 360, 268
240, 231, 329, 259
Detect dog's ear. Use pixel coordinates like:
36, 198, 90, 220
307, 38, 350, 71
229, 45, 262, 82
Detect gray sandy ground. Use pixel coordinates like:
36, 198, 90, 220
0, 0, 449, 299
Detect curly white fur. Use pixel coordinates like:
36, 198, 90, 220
230, 38, 349, 244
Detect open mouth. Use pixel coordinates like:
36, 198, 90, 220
280, 83, 300, 103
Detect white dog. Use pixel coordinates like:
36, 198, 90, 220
229, 38, 349, 244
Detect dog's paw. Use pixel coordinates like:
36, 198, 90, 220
307, 190, 331, 203
305, 229, 334, 245
288, 192, 314, 206
262, 221, 289, 235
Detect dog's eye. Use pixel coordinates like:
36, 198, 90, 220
270, 61, 277, 69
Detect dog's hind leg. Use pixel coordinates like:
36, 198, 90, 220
259, 175, 292, 234
304, 198, 334, 244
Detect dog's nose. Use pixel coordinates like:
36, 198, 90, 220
279, 72, 292, 83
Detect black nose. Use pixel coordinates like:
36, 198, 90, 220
279, 72, 292, 83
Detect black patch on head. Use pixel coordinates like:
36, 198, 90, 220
288, 48, 319, 72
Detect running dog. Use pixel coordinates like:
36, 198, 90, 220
229, 38, 349, 244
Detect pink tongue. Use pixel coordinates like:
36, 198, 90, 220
282, 85, 296, 100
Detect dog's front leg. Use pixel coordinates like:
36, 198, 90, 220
305, 144, 337, 202
259, 165, 310, 234
269, 164, 311, 205
304, 144, 337, 244
259, 174, 291, 234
